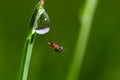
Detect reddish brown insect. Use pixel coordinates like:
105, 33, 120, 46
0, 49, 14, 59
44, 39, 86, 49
48, 41, 64, 52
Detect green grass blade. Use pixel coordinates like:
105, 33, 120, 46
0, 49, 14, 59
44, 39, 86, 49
67, 0, 98, 80
18, 1, 44, 80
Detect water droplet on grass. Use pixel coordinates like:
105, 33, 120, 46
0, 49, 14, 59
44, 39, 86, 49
34, 8, 50, 35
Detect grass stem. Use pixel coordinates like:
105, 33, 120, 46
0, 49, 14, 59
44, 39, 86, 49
18, 1, 44, 80
67, 0, 98, 80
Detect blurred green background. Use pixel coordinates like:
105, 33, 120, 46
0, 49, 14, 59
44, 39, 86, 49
0, 0, 120, 80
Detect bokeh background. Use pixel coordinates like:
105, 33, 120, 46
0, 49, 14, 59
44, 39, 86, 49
0, 0, 120, 80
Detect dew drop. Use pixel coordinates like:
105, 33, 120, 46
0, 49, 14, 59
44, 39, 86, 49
34, 8, 50, 35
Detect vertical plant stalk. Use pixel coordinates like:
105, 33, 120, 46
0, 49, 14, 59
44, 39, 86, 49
67, 0, 98, 80
18, 1, 45, 80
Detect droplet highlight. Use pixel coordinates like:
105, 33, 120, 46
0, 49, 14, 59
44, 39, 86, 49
34, 26, 50, 34
37, 10, 50, 28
